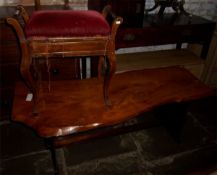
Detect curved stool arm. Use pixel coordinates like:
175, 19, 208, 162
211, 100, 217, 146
15, 5, 29, 24
6, 17, 39, 114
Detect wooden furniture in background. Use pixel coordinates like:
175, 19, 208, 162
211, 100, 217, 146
88, 0, 216, 78
88, 0, 215, 57
88, 0, 144, 28
115, 13, 215, 59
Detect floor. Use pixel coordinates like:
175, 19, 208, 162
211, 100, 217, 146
0, 93, 216, 175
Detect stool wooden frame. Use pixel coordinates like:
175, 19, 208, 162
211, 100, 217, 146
6, 5, 123, 114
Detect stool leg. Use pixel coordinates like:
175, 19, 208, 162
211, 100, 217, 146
104, 51, 116, 106
6, 17, 39, 115
98, 56, 105, 81
45, 139, 59, 175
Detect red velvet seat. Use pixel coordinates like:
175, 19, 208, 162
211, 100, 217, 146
25, 10, 111, 38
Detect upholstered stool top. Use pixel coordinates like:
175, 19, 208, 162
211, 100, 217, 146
25, 10, 111, 38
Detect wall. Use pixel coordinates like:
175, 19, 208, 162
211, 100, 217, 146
0, 0, 216, 20
145, 0, 217, 20
0, 0, 88, 10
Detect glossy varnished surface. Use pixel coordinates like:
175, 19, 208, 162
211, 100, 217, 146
12, 67, 213, 138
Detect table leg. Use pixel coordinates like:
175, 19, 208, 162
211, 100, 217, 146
45, 138, 59, 175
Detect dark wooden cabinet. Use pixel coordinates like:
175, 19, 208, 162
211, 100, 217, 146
88, 0, 215, 58
88, 0, 144, 27
88, 0, 215, 78
116, 14, 216, 57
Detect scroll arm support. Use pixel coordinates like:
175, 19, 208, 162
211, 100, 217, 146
6, 17, 39, 114
102, 5, 116, 19
110, 17, 123, 41
103, 17, 123, 106
14, 5, 29, 24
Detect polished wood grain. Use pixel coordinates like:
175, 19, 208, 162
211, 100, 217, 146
12, 67, 213, 139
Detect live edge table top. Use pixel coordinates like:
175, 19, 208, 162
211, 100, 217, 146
12, 67, 213, 138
